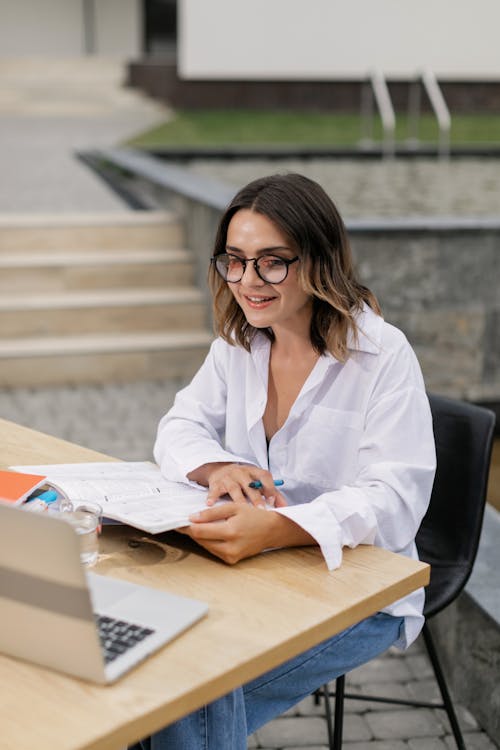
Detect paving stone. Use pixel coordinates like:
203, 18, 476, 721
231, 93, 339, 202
255, 713, 371, 747
342, 715, 373, 742
406, 679, 442, 705
436, 704, 480, 734
319, 693, 366, 717
352, 680, 414, 711
348, 657, 413, 686
295, 694, 336, 717
281, 704, 300, 717
444, 734, 499, 750
365, 708, 446, 740
256, 717, 329, 747
408, 738, 448, 750
0, 379, 186, 461
343, 742, 408, 750
406, 654, 435, 681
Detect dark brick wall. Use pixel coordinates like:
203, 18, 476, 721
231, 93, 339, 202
127, 60, 500, 112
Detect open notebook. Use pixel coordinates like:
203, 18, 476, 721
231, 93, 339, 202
11, 461, 213, 533
0, 504, 208, 683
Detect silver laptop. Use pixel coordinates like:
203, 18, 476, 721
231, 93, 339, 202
0, 504, 208, 684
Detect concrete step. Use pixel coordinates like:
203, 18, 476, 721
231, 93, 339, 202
0, 57, 127, 87
0, 208, 213, 386
0, 57, 166, 118
0, 211, 184, 252
0, 287, 207, 337
0, 248, 194, 291
0, 331, 213, 387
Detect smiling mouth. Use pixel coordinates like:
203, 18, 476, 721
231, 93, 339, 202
244, 295, 276, 305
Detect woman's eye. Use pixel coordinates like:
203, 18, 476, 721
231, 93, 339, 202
261, 257, 285, 268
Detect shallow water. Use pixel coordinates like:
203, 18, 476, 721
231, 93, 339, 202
185, 157, 500, 218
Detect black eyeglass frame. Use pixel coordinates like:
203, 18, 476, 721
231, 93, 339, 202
211, 253, 300, 284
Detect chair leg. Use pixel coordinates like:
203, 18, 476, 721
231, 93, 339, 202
321, 674, 345, 750
422, 623, 466, 750
322, 683, 335, 749
332, 674, 345, 750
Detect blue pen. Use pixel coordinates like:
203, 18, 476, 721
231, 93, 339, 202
27, 489, 59, 505
248, 479, 284, 489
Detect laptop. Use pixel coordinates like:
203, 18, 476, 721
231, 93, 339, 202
0, 504, 208, 684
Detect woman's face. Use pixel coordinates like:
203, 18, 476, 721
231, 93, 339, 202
225, 209, 313, 336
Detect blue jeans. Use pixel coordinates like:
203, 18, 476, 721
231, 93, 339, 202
130, 612, 403, 750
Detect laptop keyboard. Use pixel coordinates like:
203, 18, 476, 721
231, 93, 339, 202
96, 614, 156, 664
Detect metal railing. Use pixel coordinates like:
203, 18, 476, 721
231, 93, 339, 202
361, 69, 451, 158
408, 69, 451, 158
360, 70, 396, 158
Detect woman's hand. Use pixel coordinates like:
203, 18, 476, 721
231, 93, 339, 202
206, 463, 288, 508
188, 461, 288, 508
178, 502, 315, 565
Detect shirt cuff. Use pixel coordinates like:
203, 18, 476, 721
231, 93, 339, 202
275, 500, 344, 570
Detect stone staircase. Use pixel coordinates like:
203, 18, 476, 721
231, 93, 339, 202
0, 211, 213, 386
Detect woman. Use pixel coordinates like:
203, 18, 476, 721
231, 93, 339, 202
139, 173, 435, 749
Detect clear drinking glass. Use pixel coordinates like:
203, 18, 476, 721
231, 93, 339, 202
58, 502, 102, 566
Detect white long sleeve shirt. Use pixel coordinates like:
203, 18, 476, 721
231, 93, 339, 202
154, 305, 436, 648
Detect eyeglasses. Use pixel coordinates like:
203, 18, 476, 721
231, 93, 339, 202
211, 253, 299, 284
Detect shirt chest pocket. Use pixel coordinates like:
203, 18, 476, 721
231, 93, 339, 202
287, 406, 364, 488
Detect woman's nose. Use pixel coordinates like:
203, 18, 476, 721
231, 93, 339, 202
241, 260, 263, 284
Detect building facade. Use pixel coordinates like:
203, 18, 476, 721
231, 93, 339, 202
2, 0, 500, 83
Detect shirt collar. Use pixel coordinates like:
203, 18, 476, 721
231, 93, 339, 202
346, 304, 383, 354
250, 303, 383, 361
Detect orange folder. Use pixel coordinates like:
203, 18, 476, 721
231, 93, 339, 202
0, 470, 47, 506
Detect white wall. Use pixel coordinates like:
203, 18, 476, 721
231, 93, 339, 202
0, 0, 84, 55
0, 0, 141, 57
179, 0, 500, 80
94, 0, 141, 57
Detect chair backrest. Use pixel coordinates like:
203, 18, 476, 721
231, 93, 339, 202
417, 393, 496, 618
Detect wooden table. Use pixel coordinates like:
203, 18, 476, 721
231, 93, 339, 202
0, 418, 430, 750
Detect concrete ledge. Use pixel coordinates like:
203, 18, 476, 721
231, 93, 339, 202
467, 505, 500, 622
146, 144, 500, 159
430, 505, 500, 745
93, 147, 234, 211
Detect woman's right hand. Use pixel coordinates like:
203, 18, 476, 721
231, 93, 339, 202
188, 462, 287, 508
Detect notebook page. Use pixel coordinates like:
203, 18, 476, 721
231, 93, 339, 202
10, 462, 211, 533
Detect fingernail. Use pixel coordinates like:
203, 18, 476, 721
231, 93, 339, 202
267, 495, 276, 506
189, 512, 201, 521
257, 504, 266, 510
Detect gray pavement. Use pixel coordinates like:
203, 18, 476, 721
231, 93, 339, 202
0, 57, 170, 213
0, 57, 498, 749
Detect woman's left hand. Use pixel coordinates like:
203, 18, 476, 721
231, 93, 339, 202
178, 503, 274, 564
178, 501, 316, 565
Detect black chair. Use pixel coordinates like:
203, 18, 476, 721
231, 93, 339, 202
317, 393, 496, 750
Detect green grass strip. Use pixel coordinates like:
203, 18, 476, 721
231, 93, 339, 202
125, 110, 500, 148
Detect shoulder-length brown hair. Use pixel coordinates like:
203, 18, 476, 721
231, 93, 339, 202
208, 173, 381, 362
